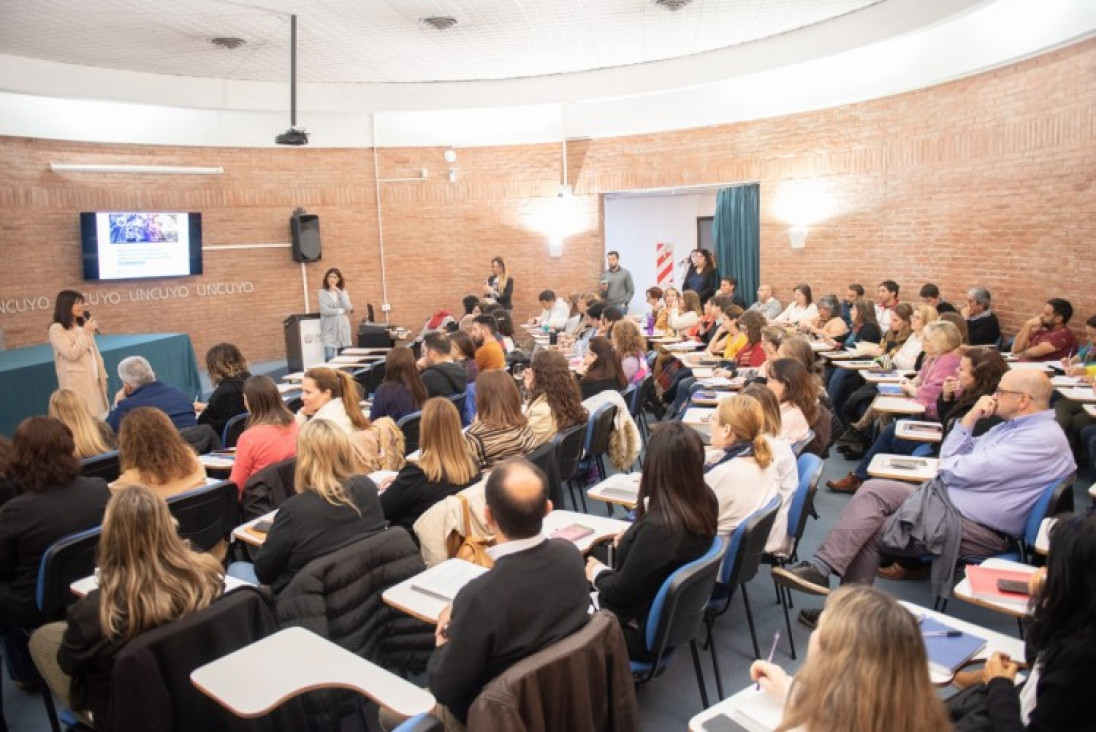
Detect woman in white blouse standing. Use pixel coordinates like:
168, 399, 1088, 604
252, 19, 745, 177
773, 283, 819, 327
319, 267, 353, 361
49, 290, 109, 418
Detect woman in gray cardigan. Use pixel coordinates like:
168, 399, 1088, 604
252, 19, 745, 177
319, 267, 353, 360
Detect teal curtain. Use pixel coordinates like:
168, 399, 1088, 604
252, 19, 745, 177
712, 184, 760, 307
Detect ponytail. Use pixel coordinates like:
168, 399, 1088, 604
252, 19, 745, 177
752, 434, 773, 470
335, 370, 370, 430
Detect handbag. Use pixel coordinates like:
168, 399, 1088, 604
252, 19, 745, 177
445, 493, 496, 569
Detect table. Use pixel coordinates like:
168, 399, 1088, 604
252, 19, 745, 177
862, 369, 916, 383
809, 340, 835, 352
870, 395, 926, 415
191, 626, 436, 719
903, 601, 1024, 685
953, 558, 1038, 618
342, 347, 392, 355
894, 420, 943, 443
834, 360, 881, 370
199, 451, 236, 477
382, 559, 488, 624
683, 407, 716, 425
866, 454, 939, 482
0, 332, 201, 438
664, 341, 704, 352
233, 510, 277, 547
821, 350, 858, 361
587, 472, 641, 509
1050, 375, 1088, 387
542, 509, 631, 554
72, 572, 252, 598
699, 375, 746, 391
1056, 387, 1096, 403
328, 354, 385, 364
1007, 361, 1054, 372
679, 353, 721, 370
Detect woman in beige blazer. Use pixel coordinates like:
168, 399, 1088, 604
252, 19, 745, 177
49, 290, 108, 418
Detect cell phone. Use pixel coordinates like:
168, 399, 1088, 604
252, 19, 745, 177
700, 714, 749, 732
997, 578, 1030, 596
252, 519, 274, 533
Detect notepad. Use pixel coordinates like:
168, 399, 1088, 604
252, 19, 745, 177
877, 384, 904, 395
965, 565, 1033, 611
550, 524, 595, 542
729, 688, 785, 730
918, 616, 987, 677
410, 561, 488, 603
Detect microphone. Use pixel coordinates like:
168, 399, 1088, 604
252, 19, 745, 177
83, 310, 100, 334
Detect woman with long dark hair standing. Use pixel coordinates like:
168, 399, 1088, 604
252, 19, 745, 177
49, 290, 108, 417
682, 249, 719, 305
319, 267, 353, 361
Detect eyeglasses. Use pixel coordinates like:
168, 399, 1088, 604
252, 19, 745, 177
994, 388, 1031, 399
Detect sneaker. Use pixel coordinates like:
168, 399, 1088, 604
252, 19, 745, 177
876, 562, 930, 581
772, 562, 831, 596
826, 472, 863, 494
797, 608, 822, 629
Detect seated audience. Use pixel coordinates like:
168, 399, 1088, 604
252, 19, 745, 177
599, 305, 624, 338
750, 585, 949, 732
418, 332, 469, 398
840, 283, 864, 327
295, 367, 370, 434
231, 419, 387, 593
799, 294, 848, 341
611, 319, 650, 386
578, 336, 628, 399
975, 512, 1096, 731
705, 395, 779, 535
465, 370, 538, 469
110, 407, 206, 500
919, 282, 956, 313
562, 293, 585, 335
962, 286, 1001, 346
740, 385, 799, 555
0, 418, 110, 634
707, 304, 745, 359
828, 347, 1007, 495
494, 310, 517, 353
48, 388, 115, 459
380, 399, 481, 534
425, 459, 589, 726
586, 422, 718, 660
469, 315, 506, 372
773, 283, 819, 326
826, 298, 882, 419
666, 288, 702, 336
765, 358, 818, 444
749, 283, 783, 320
718, 275, 748, 309
734, 311, 768, 368
892, 304, 934, 371
1013, 297, 1078, 362
775, 370, 1075, 598
106, 356, 197, 432
30, 484, 224, 727
371, 346, 428, 422
874, 280, 901, 331
643, 287, 668, 334
229, 375, 300, 494
940, 310, 970, 345
194, 343, 250, 438
531, 290, 570, 331
1054, 314, 1096, 452
522, 349, 588, 446
449, 330, 480, 383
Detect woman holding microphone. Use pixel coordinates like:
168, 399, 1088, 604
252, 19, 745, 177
319, 267, 353, 361
49, 290, 108, 418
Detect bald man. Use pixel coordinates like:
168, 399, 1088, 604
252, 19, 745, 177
776, 369, 1075, 596
425, 459, 589, 725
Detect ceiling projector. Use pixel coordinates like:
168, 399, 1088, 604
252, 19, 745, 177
275, 127, 309, 146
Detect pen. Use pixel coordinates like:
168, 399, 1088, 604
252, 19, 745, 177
922, 630, 963, 638
757, 631, 781, 691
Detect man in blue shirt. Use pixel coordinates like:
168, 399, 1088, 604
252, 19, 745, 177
774, 369, 1074, 595
106, 356, 197, 432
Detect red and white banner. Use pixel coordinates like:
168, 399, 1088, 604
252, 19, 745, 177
655, 241, 674, 290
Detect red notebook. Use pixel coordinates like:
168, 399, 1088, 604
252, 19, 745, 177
965, 565, 1032, 610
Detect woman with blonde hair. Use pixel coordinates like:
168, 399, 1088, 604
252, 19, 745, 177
111, 407, 205, 500
465, 370, 538, 469
751, 584, 950, 732
483, 256, 513, 310
380, 398, 482, 534
194, 342, 251, 438
229, 375, 300, 494
739, 385, 799, 556
523, 349, 589, 445
48, 388, 115, 459
31, 484, 224, 726
231, 419, 387, 592
704, 395, 779, 535
295, 367, 369, 434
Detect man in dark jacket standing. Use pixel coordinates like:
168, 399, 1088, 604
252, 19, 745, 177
418, 332, 468, 398
426, 459, 589, 725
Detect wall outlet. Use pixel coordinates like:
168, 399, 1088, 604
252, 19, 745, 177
381, 303, 392, 312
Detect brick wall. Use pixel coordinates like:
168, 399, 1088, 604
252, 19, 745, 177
1, 39, 1093, 365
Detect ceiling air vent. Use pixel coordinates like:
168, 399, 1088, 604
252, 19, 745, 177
654, 0, 694, 11
210, 37, 246, 50
421, 16, 458, 30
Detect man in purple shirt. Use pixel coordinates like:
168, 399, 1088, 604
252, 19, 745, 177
774, 369, 1074, 596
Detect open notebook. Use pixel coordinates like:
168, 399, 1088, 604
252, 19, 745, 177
410, 560, 489, 603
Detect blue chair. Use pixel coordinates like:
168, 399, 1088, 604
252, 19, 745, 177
221, 412, 249, 449
393, 713, 443, 732
463, 382, 477, 426
703, 497, 781, 698
79, 449, 120, 483
396, 410, 423, 455
446, 391, 466, 416
631, 536, 726, 709
552, 422, 590, 512
789, 429, 816, 457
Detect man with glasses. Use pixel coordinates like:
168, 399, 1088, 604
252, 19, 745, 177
774, 369, 1074, 605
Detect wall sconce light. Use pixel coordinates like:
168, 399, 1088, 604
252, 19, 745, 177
789, 226, 808, 250
448, 168, 458, 183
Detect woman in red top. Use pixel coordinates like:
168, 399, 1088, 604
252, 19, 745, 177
229, 375, 300, 495
735, 311, 768, 368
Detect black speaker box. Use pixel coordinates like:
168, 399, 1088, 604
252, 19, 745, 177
357, 323, 392, 349
291, 214, 322, 263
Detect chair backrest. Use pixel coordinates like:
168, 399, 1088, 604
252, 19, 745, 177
80, 449, 120, 483
552, 422, 589, 484
788, 454, 823, 544
396, 410, 423, 455
586, 403, 618, 458
447, 392, 466, 413
525, 439, 564, 509
367, 361, 387, 397
619, 383, 636, 405
179, 423, 222, 453
719, 495, 781, 590
240, 457, 297, 523
37, 525, 102, 621
1024, 473, 1076, 548
645, 536, 725, 658
167, 480, 239, 552
221, 412, 250, 449
631, 375, 653, 419
790, 429, 816, 457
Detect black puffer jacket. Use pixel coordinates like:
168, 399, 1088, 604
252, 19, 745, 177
240, 457, 296, 523
275, 527, 435, 728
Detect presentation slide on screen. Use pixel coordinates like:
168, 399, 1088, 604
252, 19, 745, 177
94, 212, 191, 279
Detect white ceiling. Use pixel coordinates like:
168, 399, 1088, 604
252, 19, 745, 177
0, 0, 880, 83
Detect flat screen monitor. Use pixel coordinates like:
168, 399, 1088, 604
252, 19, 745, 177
80, 212, 203, 281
